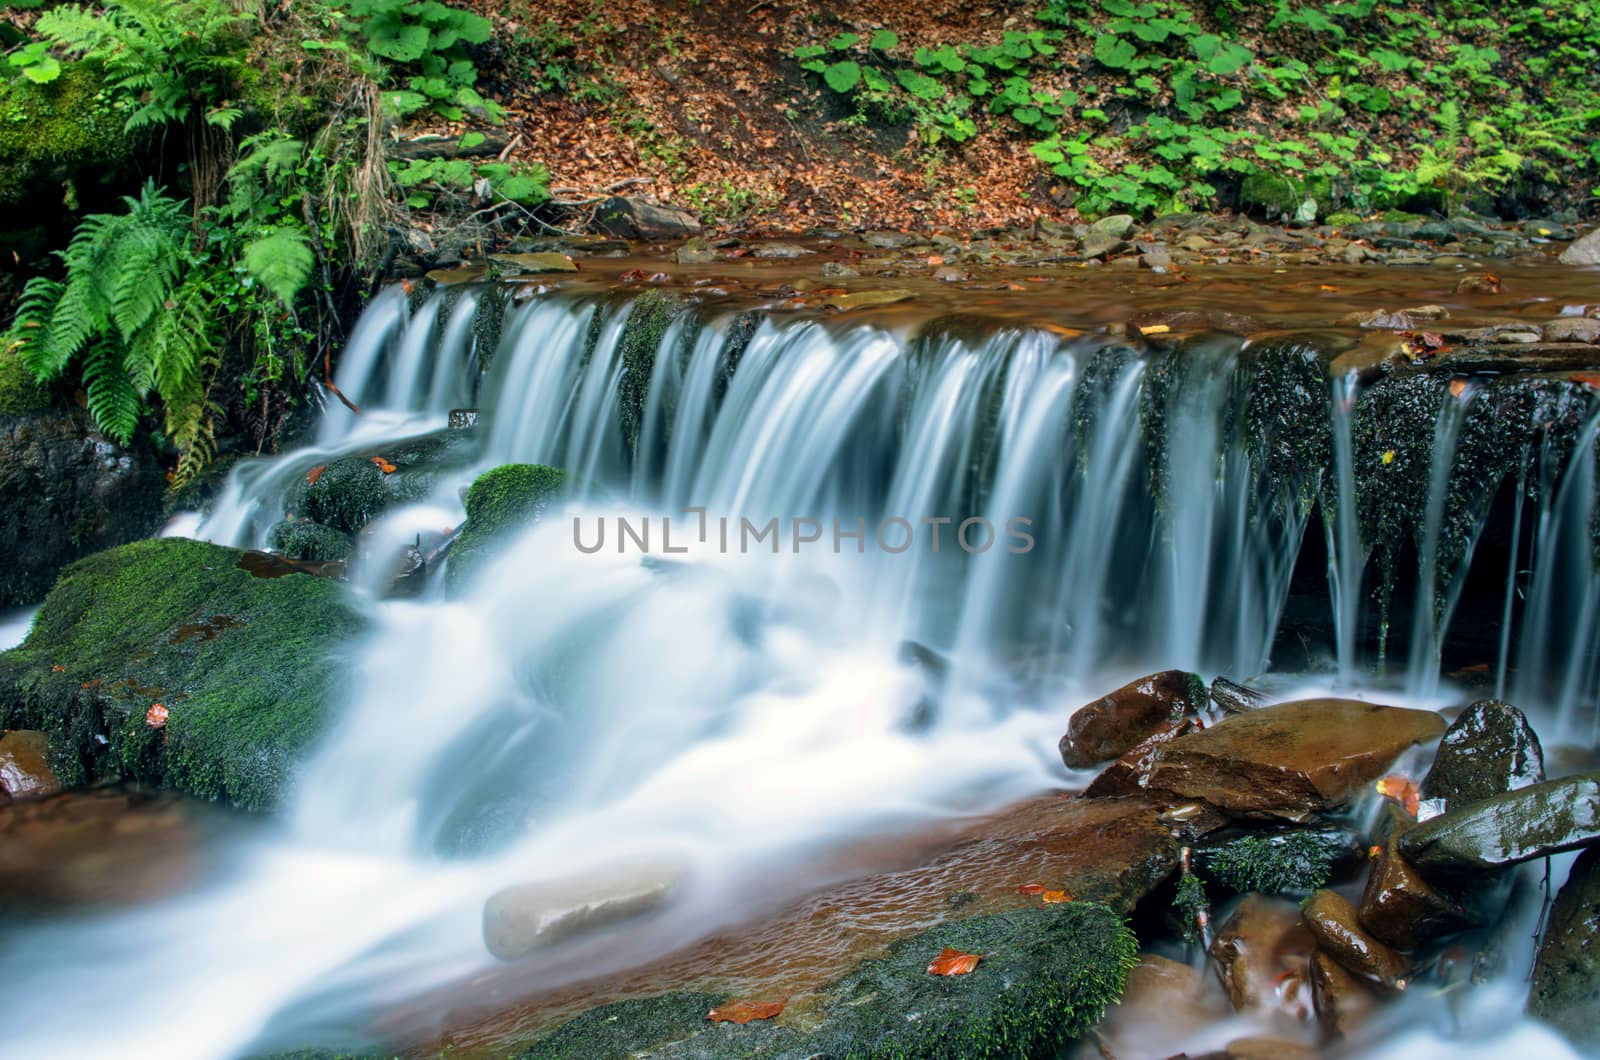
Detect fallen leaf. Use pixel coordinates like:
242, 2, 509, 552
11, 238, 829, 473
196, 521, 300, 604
1369, 844, 1384, 859
146, 703, 168, 729
1381, 449, 1396, 465
51, 664, 65, 672
707, 999, 785, 1024
371, 456, 397, 474
1449, 379, 1469, 397
1376, 774, 1420, 816
1138, 323, 1171, 335
306, 464, 326, 485
927, 254, 944, 266
927, 947, 982, 976
1017, 883, 1047, 895
1320, 284, 1339, 291
1572, 372, 1600, 390
1041, 890, 1073, 904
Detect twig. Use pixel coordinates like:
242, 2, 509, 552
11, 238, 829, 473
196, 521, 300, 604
322, 378, 363, 415
603, 176, 654, 192
497, 133, 524, 162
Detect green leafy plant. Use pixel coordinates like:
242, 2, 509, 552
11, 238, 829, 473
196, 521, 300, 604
336, 0, 500, 121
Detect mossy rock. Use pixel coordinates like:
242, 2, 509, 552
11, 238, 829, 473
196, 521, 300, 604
0, 347, 51, 415
0, 62, 140, 202
1194, 826, 1360, 897
268, 519, 354, 563
447, 464, 568, 591
617, 291, 690, 456
287, 432, 474, 534
518, 902, 1137, 1059
0, 538, 366, 810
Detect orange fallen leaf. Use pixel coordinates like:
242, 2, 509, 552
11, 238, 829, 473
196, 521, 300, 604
146, 703, 168, 729
1449, 379, 1469, 397
707, 999, 785, 1024
927, 947, 982, 976
1320, 284, 1339, 291
371, 457, 397, 474
1369, 844, 1385, 859
1376, 774, 1420, 817
927, 254, 944, 266
51, 664, 65, 672
1017, 882, 1047, 895
306, 464, 326, 485
1139, 323, 1171, 335
1041, 890, 1073, 904
1572, 372, 1600, 390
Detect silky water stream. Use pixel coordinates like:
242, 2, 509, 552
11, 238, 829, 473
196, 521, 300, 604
4, 270, 1598, 1059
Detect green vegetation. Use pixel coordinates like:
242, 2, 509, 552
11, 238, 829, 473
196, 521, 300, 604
0, 537, 365, 808
1194, 827, 1354, 896
521, 902, 1139, 1059
448, 463, 569, 589
791, 1, 1600, 217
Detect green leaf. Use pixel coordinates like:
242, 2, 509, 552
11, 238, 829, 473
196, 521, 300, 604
869, 29, 898, 50
21, 55, 62, 83
367, 22, 430, 62
459, 131, 486, 149
242, 228, 313, 308
1094, 34, 1137, 70
823, 60, 861, 93
897, 69, 944, 100
828, 32, 859, 51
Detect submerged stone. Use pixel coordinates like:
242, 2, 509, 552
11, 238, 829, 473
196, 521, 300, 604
1419, 699, 1545, 812
267, 519, 354, 564
485, 860, 684, 961
1146, 699, 1445, 820
1309, 949, 1379, 1040
1301, 889, 1409, 991
518, 901, 1137, 1059
0, 729, 60, 800
1398, 774, 1600, 877
1059, 669, 1204, 770
1558, 226, 1600, 266
1209, 894, 1314, 1011
0, 538, 365, 810
1528, 846, 1600, 1050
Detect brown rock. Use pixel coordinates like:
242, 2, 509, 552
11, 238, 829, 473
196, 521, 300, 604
1359, 814, 1477, 950
1544, 318, 1600, 344
1146, 699, 1446, 820
1529, 846, 1600, 1050
1083, 718, 1194, 797
1309, 948, 1380, 1039
1074, 953, 1231, 1060
1059, 669, 1202, 769
0, 730, 61, 801
1207, 1038, 1319, 1060
1302, 889, 1409, 990
1210, 894, 1315, 1010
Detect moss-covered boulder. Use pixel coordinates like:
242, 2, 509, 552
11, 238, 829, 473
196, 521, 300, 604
447, 463, 568, 590
0, 537, 366, 810
286, 430, 478, 536
519, 901, 1137, 1059
1193, 826, 1360, 897
268, 519, 354, 563
0, 62, 141, 203
0, 347, 50, 416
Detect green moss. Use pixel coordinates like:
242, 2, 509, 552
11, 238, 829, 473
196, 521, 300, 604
0, 62, 138, 201
1172, 872, 1209, 943
0, 537, 365, 809
1194, 827, 1356, 896
288, 435, 472, 534
1244, 336, 1335, 515
1324, 211, 1363, 226
472, 286, 509, 373
268, 519, 353, 562
447, 463, 568, 590
518, 902, 1137, 1059
0, 346, 52, 414
616, 292, 687, 457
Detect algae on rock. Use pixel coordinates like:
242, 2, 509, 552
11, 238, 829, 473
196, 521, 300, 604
447, 463, 569, 590
0, 537, 365, 809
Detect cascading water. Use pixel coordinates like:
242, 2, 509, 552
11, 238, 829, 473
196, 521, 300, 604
9, 281, 1599, 1059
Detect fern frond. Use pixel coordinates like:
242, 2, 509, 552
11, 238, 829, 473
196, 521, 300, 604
7, 276, 70, 379
82, 337, 142, 444
243, 226, 314, 308
108, 217, 183, 340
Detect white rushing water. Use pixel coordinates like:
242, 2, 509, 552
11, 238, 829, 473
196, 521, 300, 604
4, 284, 1597, 1058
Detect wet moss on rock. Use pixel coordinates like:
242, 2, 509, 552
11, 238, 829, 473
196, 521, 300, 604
287, 432, 474, 535
447, 463, 568, 590
518, 902, 1137, 1059
617, 292, 689, 458
1243, 336, 1335, 515
268, 520, 353, 563
0, 347, 52, 415
0, 63, 140, 202
0, 537, 365, 809
1194, 826, 1358, 897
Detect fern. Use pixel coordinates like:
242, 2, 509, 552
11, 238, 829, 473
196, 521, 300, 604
243, 228, 314, 309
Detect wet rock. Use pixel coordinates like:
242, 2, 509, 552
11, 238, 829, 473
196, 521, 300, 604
522, 901, 1137, 1059
1058, 669, 1204, 769
1128, 308, 1265, 337
1301, 889, 1409, 990
1210, 676, 1270, 714
1210, 894, 1314, 1010
0, 408, 166, 606
1559, 227, 1600, 266
1146, 699, 1446, 820
485, 860, 683, 960
862, 230, 923, 249
447, 463, 568, 591
489, 251, 578, 274
1194, 826, 1359, 897
1200, 1038, 1320, 1060
447, 408, 479, 430
290, 435, 473, 535
1419, 699, 1545, 813
1345, 304, 1449, 329
1398, 774, 1600, 877
1083, 718, 1193, 797
591, 196, 702, 242
1309, 948, 1380, 1039
1076, 953, 1230, 1059
1138, 243, 1173, 270
1441, 324, 1542, 345
750, 242, 813, 259
672, 237, 717, 264
0, 538, 366, 809
1544, 318, 1600, 344
0, 729, 60, 800
267, 519, 353, 563
1358, 811, 1477, 950
820, 260, 859, 278
1528, 846, 1600, 1050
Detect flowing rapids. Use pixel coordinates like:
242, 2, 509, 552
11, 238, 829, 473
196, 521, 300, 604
3, 283, 1596, 1058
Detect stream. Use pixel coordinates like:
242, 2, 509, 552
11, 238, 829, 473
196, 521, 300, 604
3, 258, 1598, 1058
